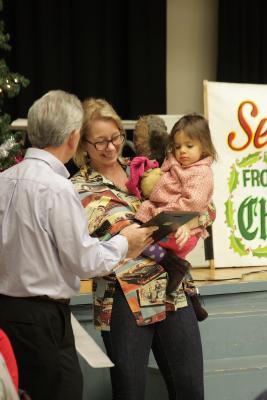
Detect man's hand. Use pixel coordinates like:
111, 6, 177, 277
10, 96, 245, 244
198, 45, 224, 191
120, 223, 158, 259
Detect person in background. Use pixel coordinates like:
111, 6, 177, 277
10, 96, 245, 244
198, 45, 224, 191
0, 354, 19, 400
133, 114, 169, 167
71, 99, 215, 400
0, 329, 19, 400
0, 90, 155, 400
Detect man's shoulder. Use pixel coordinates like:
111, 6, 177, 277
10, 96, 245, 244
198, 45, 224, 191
37, 168, 72, 191
33, 171, 75, 199
1, 161, 74, 194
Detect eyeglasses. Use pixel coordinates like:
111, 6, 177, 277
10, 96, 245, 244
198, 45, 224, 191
84, 133, 125, 151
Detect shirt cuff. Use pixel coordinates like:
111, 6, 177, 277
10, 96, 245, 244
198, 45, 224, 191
109, 234, 128, 260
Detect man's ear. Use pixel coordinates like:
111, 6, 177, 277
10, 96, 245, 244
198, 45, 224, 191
68, 129, 80, 149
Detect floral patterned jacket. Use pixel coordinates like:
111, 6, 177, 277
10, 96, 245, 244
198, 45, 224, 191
71, 157, 215, 331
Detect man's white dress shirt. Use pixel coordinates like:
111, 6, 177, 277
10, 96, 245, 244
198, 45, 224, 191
0, 148, 128, 299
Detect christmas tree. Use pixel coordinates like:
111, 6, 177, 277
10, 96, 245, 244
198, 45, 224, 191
0, 0, 29, 171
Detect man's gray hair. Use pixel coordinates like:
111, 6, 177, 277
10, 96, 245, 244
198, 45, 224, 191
27, 90, 83, 148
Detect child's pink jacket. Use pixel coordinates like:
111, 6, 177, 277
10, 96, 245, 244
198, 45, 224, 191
135, 153, 214, 238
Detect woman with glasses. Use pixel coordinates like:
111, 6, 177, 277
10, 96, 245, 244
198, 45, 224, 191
71, 98, 207, 400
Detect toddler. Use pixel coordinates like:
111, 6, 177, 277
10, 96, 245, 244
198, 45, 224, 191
127, 114, 217, 317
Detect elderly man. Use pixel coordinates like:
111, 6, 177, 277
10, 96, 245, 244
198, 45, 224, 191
0, 90, 155, 400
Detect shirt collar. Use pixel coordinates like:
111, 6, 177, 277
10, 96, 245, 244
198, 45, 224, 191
24, 148, 70, 178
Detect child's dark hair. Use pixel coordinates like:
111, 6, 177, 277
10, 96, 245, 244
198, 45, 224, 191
169, 114, 218, 161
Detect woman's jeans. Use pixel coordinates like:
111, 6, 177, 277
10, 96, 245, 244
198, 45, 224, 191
102, 285, 204, 400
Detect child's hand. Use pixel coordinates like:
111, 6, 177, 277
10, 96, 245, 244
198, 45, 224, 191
174, 224, 191, 248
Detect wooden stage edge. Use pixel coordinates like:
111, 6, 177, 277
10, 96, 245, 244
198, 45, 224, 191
79, 266, 267, 294
191, 265, 267, 285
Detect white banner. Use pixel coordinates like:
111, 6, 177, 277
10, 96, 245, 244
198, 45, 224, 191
205, 81, 267, 267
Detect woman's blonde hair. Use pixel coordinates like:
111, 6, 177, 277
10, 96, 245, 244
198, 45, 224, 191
73, 98, 124, 167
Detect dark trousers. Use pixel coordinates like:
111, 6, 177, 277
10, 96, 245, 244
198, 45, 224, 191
102, 286, 204, 400
0, 296, 83, 400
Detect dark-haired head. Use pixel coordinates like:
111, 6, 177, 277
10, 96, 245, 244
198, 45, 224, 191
134, 115, 169, 166
169, 114, 217, 161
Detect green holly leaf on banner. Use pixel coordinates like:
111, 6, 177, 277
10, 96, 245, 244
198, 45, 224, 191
263, 152, 267, 165
225, 198, 234, 229
236, 151, 261, 168
228, 165, 239, 193
251, 246, 267, 258
229, 234, 248, 256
